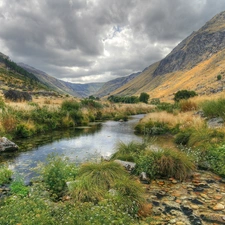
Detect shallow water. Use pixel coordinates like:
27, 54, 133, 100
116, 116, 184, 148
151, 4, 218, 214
0, 115, 144, 181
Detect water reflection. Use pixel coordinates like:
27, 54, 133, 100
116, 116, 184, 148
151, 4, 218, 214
0, 115, 144, 181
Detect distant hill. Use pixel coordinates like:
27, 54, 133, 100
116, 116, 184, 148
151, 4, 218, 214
95, 72, 141, 98
110, 11, 225, 101
0, 54, 49, 92
18, 63, 104, 98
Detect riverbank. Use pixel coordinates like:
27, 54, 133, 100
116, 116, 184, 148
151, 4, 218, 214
0, 95, 154, 139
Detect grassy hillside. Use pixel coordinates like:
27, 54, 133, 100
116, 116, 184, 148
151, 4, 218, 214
111, 49, 225, 102
0, 64, 48, 93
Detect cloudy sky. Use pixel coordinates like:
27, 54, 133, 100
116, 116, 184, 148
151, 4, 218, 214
0, 0, 225, 83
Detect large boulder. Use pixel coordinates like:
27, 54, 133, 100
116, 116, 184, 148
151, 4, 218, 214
3, 90, 32, 102
0, 137, 18, 152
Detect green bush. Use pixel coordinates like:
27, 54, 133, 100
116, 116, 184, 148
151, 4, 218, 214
69, 110, 84, 125
217, 74, 222, 80
81, 99, 103, 109
61, 100, 80, 111
201, 98, 225, 119
38, 154, 78, 200
10, 179, 29, 197
0, 164, 12, 185
206, 145, 225, 177
139, 92, 149, 104
15, 123, 34, 138
174, 90, 197, 102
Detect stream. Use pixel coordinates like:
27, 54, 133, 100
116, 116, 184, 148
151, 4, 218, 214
0, 114, 145, 182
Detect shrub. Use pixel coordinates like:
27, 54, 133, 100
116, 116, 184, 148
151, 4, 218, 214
217, 74, 222, 80
61, 100, 80, 111
135, 151, 159, 179
139, 92, 149, 104
174, 90, 197, 102
69, 110, 85, 125
201, 98, 225, 120
81, 99, 103, 109
10, 179, 29, 197
15, 123, 34, 138
206, 145, 225, 177
38, 154, 78, 200
0, 164, 12, 185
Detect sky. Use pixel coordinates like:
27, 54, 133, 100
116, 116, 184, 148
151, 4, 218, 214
0, 0, 225, 83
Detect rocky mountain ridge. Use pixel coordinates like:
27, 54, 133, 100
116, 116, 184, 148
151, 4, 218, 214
110, 11, 225, 100
153, 11, 225, 76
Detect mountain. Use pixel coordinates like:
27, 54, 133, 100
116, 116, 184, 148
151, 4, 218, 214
0, 54, 49, 92
18, 63, 104, 98
110, 11, 225, 101
95, 72, 141, 97
64, 81, 104, 98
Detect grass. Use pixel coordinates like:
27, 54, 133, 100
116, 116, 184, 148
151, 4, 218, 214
0, 97, 154, 138
0, 164, 12, 185
110, 141, 146, 161
201, 98, 225, 119
70, 161, 128, 202
135, 111, 205, 136
134, 148, 195, 181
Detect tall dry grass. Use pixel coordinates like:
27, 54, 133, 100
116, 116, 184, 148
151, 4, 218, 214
140, 111, 205, 130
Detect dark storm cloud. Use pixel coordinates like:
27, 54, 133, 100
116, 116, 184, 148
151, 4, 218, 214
0, 0, 225, 83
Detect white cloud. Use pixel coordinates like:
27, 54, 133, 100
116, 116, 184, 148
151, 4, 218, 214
0, 0, 225, 83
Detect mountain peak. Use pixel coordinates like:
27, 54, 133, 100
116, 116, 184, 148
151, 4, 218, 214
153, 11, 225, 76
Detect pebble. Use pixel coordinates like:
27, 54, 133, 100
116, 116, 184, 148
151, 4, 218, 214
214, 194, 223, 200
176, 222, 185, 225
213, 203, 225, 211
145, 170, 225, 225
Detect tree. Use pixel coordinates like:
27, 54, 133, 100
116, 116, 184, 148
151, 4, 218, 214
174, 90, 197, 102
139, 92, 149, 104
